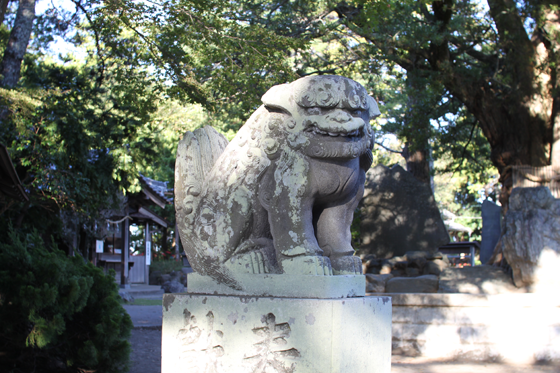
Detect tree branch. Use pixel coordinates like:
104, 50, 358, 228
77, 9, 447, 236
71, 0, 105, 88
448, 36, 498, 65
451, 119, 478, 177
299, 68, 337, 76
375, 141, 403, 154
487, 0, 534, 92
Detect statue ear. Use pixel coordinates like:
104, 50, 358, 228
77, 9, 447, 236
368, 96, 381, 119
261, 84, 293, 115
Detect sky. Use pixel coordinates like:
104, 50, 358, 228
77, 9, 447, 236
35, 0, 84, 60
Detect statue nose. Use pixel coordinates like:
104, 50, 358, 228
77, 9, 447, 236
332, 111, 351, 123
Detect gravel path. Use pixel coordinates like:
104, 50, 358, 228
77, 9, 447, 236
130, 328, 161, 373
123, 305, 162, 328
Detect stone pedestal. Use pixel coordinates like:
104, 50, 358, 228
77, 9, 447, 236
162, 293, 392, 373
187, 273, 366, 298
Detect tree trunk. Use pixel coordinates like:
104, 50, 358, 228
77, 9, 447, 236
402, 143, 431, 185
439, 2, 555, 210
402, 69, 432, 185
0, 0, 36, 88
542, 7, 560, 166
337, 1, 559, 210
448, 78, 549, 209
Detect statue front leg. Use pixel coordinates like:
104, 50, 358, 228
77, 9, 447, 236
265, 150, 333, 276
267, 188, 333, 276
315, 184, 364, 275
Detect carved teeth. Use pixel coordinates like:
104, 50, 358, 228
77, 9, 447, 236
305, 126, 362, 137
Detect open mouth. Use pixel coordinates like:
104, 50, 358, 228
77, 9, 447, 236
304, 125, 363, 138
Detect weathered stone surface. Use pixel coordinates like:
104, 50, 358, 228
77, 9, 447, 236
422, 260, 446, 275
385, 275, 439, 293
162, 293, 392, 373
391, 293, 560, 364
502, 187, 560, 291
175, 76, 381, 292
372, 252, 447, 277
358, 165, 449, 259
407, 256, 427, 270
118, 290, 134, 303
426, 251, 444, 260
361, 254, 381, 274
168, 270, 188, 286
365, 274, 393, 293
162, 280, 185, 294
405, 251, 429, 260
379, 264, 392, 275
437, 265, 521, 294
481, 199, 501, 264
405, 268, 421, 277
187, 273, 365, 298
149, 270, 163, 285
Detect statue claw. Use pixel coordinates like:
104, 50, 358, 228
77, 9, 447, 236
280, 255, 333, 276
331, 256, 362, 275
225, 250, 270, 274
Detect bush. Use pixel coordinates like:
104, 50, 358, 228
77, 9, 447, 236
0, 228, 132, 373
149, 258, 183, 275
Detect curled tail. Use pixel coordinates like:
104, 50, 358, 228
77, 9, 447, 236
175, 126, 228, 276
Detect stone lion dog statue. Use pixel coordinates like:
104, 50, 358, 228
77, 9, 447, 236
175, 75, 380, 289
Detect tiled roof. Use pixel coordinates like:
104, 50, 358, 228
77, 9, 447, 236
139, 174, 172, 205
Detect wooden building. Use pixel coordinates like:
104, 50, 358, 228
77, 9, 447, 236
95, 175, 171, 287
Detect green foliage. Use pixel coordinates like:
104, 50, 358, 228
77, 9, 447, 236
120, 298, 162, 306
149, 258, 183, 275
62, 0, 308, 131
0, 43, 165, 252
350, 207, 362, 251
0, 228, 132, 373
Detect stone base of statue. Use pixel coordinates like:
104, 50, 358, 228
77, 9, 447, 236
161, 276, 392, 373
186, 272, 366, 298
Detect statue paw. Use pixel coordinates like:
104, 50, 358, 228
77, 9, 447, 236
225, 250, 270, 274
331, 255, 362, 275
280, 255, 333, 276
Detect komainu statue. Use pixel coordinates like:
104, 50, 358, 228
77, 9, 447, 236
175, 75, 380, 290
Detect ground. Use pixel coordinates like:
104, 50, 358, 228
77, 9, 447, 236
130, 328, 161, 373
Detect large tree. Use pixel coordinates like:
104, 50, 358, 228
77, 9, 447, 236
0, 0, 35, 87
330, 0, 560, 207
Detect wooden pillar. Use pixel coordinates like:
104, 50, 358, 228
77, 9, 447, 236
121, 217, 130, 288
145, 222, 151, 285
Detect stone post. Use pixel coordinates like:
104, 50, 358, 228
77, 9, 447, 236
145, 222, 151, 285
481, 199, 501, 264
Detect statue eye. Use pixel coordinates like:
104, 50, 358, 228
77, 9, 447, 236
306, 107, 322, 115
352, 110, 362, 116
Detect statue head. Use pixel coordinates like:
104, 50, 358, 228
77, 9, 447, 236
261, 75, 380, 159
